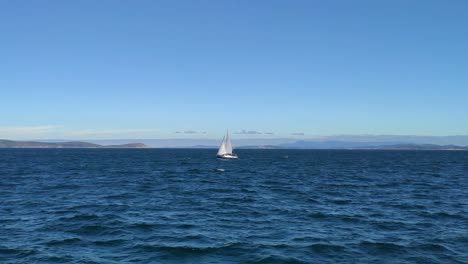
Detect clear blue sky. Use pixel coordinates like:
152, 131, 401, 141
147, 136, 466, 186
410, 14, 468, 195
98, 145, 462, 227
1, 0, 467, 139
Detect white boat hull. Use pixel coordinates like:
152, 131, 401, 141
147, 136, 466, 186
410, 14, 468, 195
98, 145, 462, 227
217, 154, 238, 160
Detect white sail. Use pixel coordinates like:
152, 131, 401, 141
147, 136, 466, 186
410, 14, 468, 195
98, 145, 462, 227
217, 135, 228, 155
224, 130, 233, 154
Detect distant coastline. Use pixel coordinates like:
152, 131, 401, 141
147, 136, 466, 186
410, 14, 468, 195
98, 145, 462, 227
238, 143, 468, 150
1, 139, 467, 150
0, 140, 148, 149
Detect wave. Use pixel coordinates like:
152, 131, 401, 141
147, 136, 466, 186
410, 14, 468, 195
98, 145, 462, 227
129, 222, 162, 230
252, 255, 308, 264
370, 220, 410, 231
306, 212, 364, 223
358, 241, 407, 254
58, 213, 99, 222
132, 243, 243, 255
328, 199, 352, 205
92, 238, 126, 246
419, 211, 466, 220
187, 168, 202, 174
306, 243, 347, 253
0, 247, 38, 257
70, 224, 122, 236
411, 243, 455, 253
45, 237, 82, 246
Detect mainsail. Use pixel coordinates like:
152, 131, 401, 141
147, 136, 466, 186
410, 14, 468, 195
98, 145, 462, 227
217, 135, 227, 156
224, 131, 233, 154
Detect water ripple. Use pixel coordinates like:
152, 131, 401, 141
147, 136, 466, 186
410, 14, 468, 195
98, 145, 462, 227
0, 149, 467, 263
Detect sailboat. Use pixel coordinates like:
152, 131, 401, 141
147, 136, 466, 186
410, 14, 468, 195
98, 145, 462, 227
217, 130, 238, 159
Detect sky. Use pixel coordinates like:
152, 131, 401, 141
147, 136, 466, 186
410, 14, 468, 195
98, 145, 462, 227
1, 0, 467, 140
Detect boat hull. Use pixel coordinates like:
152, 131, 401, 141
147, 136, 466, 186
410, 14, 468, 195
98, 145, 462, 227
216, 154, 238, 160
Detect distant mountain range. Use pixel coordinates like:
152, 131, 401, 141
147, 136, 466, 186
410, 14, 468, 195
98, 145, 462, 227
243, 142, 468, 150
0, 140, 147, 148
75, 135, 468, 148
356, 144, 468, 150
275, 141, 468, 150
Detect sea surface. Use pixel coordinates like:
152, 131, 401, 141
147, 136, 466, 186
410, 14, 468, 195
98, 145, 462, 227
0, 149, 467, 263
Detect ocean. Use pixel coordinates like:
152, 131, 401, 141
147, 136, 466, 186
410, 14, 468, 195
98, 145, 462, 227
0, 149, 467, 263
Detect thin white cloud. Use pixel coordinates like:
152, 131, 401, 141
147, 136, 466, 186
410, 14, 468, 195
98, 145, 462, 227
292, 132, 305, 136
0, 125, 57, 133
236, 130, 263, 135
173, 130, 206, 134
0, 126, 159, 139
64, 129, 158, 137
0, 125, 59, 139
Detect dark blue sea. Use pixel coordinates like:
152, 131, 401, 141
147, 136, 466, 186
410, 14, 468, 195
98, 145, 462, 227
0, 149, 467, 263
